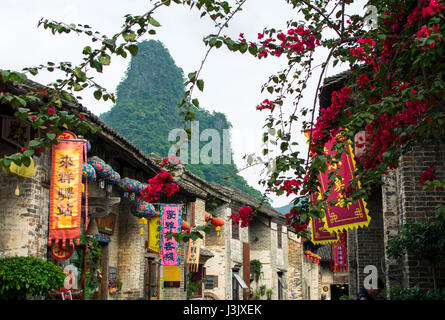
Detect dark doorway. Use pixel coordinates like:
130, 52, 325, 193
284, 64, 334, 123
330, 284, 349, 300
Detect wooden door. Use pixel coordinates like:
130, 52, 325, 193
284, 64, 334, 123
145, 259, 160, 300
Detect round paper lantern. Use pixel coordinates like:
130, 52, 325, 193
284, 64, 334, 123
96, 163, 113, 178
105, 171, 121, 184
211, 217, 225, 227
118, 177, 139, 192
181, 220, 191, 231
82, 162, 96, 182
87, 156, 105, 166
131, 201, 156, 218
134, 180, 145, 193
205, 212, 212, 222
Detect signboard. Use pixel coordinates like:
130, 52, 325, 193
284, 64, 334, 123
96, 215, 116, 235
148, 216, 161, 253
185, 235, 202, 272
159, 204, 182, 266
48, 139, 85, 246
51, 243, 74, 260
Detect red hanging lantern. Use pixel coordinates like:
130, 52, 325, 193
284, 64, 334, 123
205, 212, 212, 222
211, 217, 225, 227
211, 217, 225, 237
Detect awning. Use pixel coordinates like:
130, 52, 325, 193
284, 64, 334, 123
233, 273, 249, 289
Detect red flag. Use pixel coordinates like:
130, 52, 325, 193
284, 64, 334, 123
305, 131, 371, 233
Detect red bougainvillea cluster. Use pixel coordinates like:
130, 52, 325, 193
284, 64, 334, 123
140, 170, 180, 202
310, 87, 351, 155
282, 179, 302, 197
256, 99, 275, 111
160, 156, 181, 168
230, 206, 253, 228
284, 209, 309, 233
360, 98, 428, 170
419, 165, 436, 186
255, 26, 320, 58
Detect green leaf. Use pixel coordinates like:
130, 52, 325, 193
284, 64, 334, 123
188, 72, 197, 82
93, 89, 102, 100
197, 79, 204, 92
22, 149, 34, 158
148, 16, 161, 27
98, 54, 111, 66
123, 30, 136, 42
28, 140, 40, 148
47, 132, 56, 140
127, 44, 138, 56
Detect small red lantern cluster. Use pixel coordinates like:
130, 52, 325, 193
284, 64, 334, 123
304, 250, 321, 264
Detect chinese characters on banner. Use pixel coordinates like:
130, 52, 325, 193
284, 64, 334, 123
48, 139, 85, 246
159, 204, 183, 266
148, 216, 160, 253
304, 131, 371, 234
331, 232, 348, 272
310, 215, 338, 245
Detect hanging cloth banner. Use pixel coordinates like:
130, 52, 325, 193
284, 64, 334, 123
148, 215, 161, 253
159, 204, 183, 266
330, 231, 348, 272
48, 139, 85, 246
309, 215, 338, 245
304, 131, 371, 233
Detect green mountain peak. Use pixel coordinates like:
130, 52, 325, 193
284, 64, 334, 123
100, 39, 263, 199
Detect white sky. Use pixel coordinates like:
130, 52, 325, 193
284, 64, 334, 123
0, 0, 367, 208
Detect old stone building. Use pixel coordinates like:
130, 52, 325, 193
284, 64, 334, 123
317, 72, 445, 299
0, 76, 298, 301
203, 187, 290, 300
0, 78, 214, 300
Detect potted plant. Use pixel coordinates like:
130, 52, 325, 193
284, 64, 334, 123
266, 288, 273, 300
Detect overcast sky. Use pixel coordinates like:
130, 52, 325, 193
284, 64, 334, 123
1, 0, 367, 208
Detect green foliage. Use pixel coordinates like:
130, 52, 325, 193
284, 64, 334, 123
186, 272, 202, 300
389, 285, 445, 300
0, 256, 66, 299
250, 259, 263, 282
71, 235, 102, 299
386, 213, 445, 267
100, 39, 264, 200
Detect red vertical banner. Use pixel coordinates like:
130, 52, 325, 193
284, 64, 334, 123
305, 131, 371, 233
159, 204, 183, 266
48, 139, 85, 246
331, 232, 348, 272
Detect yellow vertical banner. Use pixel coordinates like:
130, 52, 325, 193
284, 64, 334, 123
48, 139, 84, 246
148, 216, 160, 253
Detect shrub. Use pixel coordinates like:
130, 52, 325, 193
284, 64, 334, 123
0, 256, 66, 299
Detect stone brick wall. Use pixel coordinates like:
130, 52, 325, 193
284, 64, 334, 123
382, 145, 445, 292
347, 186, 385, 299
249, 216, 271, 299
0, 146, 51, 259
204, 203, 231, 299
287, 231, 303, 299
117, 198, 146, 299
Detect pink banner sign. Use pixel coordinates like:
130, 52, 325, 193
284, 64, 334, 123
159, 203, 183, 266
